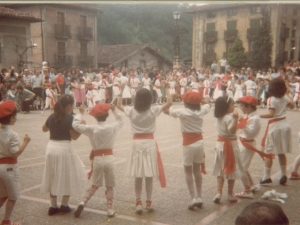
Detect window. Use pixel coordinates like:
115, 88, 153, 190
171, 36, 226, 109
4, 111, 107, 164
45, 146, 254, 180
57, 42, 66, 56
250, 19, 260, 29
140, 60, 146, 68
228, 9, 237, 17
206, 43, 215, 53
251, 6, 261, 14
293, 20, 297, 28
80, 15, 87, 28
227, 21, 236, 30
206, 23, 215, 31
292, 29, 296, 38
207, 12, 216, 18
57, 12, 65, 24
80, 42, 87, 56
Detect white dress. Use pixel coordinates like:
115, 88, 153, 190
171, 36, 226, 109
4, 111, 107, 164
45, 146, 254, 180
120, 76, 131, 99
233, 84, 244, 101
86, 90, 95, 109
169, 81, 176, 95
142, 77, 151, 90
155, 79, 162, 97
91, 81, 100, 102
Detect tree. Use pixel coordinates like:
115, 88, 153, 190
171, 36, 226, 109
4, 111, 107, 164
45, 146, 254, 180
249, 8, 273, 70
227, 38, 247, 69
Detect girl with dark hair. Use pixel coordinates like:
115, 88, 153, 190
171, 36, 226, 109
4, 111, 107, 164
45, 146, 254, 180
259, 78, 294, 185
117, 84, 172, 213
213, 96, 243, 204
163, 91, 210, 210
41, 94, 87, 216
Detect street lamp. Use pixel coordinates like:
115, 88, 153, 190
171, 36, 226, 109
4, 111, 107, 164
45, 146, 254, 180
173, 11, 181, 69
18, 43, 37, 71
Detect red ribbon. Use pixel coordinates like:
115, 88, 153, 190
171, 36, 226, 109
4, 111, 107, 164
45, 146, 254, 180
182, 133, 203, 146
0, 157, 17, 164
217, 136, 237, 175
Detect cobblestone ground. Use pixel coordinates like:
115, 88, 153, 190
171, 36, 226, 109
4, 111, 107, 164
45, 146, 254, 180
1, 102, 300, 225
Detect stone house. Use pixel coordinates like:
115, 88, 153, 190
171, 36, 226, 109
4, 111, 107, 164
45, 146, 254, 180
187, 3, 300, 69
97, 43, 173, 71
0, 6, 41, 71
4, 3, 102, 70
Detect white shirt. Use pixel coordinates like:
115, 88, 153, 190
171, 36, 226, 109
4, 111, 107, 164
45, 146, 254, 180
72, 112, 123, 150
155, 79, 161, 88
219, 59, 227, 67
124, 106, 162, 134
0, 125, 19, 158
203, 79, 211, 88
180, 77, 187, 87
142, 77, 151, 86
244, 80, 257, 90
238, 111, 260, 140
217, 114, 237, 138
267, 96, 289, 118
169, 105, 210, 133
130, 77, 140, 88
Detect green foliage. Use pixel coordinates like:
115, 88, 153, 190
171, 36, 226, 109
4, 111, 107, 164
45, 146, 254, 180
96, 3, 193, 61
227, 38, 247, 69
249, 8, 273, 69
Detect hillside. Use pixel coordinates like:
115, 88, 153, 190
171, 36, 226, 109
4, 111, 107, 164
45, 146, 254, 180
96, 3, 193, 63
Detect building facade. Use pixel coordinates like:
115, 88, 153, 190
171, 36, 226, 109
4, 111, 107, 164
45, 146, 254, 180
4, 4, 102, 70
187, 3, 300, 69
0, 7, 41, 71
98, 44, 173, 71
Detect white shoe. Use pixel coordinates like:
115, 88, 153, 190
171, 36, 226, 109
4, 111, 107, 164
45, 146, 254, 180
107, 209, 115, 217
213, 194, 221, 203
135, 204, 142, 214
188, 198, 197, 210
195, 198, 203, 207
227, 195, 238, 202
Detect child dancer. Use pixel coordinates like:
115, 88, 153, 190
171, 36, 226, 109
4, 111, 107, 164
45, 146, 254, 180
163, 92, 210, 209
233, 79, 244, 104
78, 78, 86, 106
42, 83, 58, 116
213, 77, 223, 101
73, 103, 123, 217
41, 94, 87, 216
142, 73, 151, 90
110, 70, 121, 104
213, 96, 243, 203
259, 79, 294, 185
99, 74, 109, 103
235, 96, 274, 198
117, 84, 172, 213
203, 75, 211, 98
129, 70, 140, 104
0, 101, 30, 225
86, 85, 95, 111
169, 76, 176, 95
91, 77, 100, 104
155, 75, 163, 105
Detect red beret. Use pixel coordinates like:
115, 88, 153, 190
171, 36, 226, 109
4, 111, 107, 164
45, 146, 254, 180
112, 70, 118, 75
181, 92, 202, 105
156, 75, 161, 79
89, 103, 111, 117
46, 83, 52, 87
0, 100, 16, 119
87, 85, 94, 89
238, 96, 258, 107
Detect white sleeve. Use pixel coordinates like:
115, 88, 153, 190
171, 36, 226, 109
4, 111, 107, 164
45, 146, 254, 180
9, 132, 20, 154
112, 111, 124, 131
201, 104, 211, 115
169, 107, 181, 118
124, 106, 133, 117
243, 116, 260, 137
72, 114, 93, 136
152, 105, 162, 117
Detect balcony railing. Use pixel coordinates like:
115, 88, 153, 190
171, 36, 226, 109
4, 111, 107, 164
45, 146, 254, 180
55, 24, 71, 39
54, 54, 72, 68
224, 29, 238, 41
280, 27, 290, 40
247, 28, 259, 39
78, 27, 93, 40
78, 55, 94, 67
204, 31, 218, 42
203, 52, 216, 63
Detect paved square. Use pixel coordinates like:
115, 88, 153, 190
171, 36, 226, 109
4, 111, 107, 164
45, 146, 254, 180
1, 103, 300, 225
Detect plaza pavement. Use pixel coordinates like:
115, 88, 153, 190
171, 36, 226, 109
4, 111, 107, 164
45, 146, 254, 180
1, 102, 300, 225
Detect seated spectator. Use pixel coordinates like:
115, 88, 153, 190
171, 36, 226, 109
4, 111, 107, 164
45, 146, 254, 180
235, 202, 289, 225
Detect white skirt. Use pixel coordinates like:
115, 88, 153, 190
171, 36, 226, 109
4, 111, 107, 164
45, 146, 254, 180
122, 85, 132, 99
92, 90, 100, 102
212, 140, 244, 179
99, 89, 106, 101
233, 90, 244, 102
213, 89, 223, 100
156, 89, 162, 98
40, 140, 87, 196
125, 139, 158, 178
265, 119, 292, 154
112, 86, 120, 97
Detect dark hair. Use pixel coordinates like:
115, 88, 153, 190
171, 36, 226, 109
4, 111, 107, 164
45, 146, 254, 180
268, 78, 286, 98
214, 96, 232, 118
54, 94, 74, 122
16, 85, 23, 91
95, 114, 108, 122
239, 102, 257, 111
0, 107, 17, 124
184, 102, 200, 111
134, 88, 152, 112
235, 202, 289, 225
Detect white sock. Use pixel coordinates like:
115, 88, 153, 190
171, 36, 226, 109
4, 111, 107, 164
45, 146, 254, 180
280, 165, 287, 176
145, 177, 153, 201
184, 166, 195, 200
50, 196, 57, 208
264, 167, 271, 180
61, 196, 70, 207
292, 154, 300, 172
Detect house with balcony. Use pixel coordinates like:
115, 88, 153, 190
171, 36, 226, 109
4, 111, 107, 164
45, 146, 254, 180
3, 3, 102, 70
187, 3, 300, 69
0, 6, 41, 71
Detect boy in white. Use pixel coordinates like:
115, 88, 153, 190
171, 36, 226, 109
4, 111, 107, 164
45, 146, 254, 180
244, 77, 257, 96
129, 70, 140, 104
180, 74, 187, 95
110, 70, 121, 104
86, 85, 95, 110
0, 101, 30, 225
73, 103, 123, 217
235, 96, 273, 198
99, 74, 110, 103
142, 74, 151, 90
155, 75, 163, 104
164, 92, 210, 210
203, 75, 211, 97
42, 83, 58, 116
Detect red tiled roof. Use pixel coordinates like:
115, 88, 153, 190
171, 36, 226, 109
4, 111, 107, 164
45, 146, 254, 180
97, 44, 172, 66
2, 3, 102, 13
0, 6, 41, 22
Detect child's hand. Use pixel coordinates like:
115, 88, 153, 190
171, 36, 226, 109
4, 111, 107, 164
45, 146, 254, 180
232, 110, 239, 118
110, 104, 115, 111
79, 105, 86, 115
80, 119, 86, 125
23, 134, 31, 143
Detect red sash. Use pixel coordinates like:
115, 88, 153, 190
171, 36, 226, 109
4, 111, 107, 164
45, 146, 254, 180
239, 137, 274, 160
261, 117, 286, 146
87, 149, 113, 179
133, 133, 166, 188
217, 136, 237, 175
0, 157, 17, 164
182, 133, 203, 146
237, 118, 248, 129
